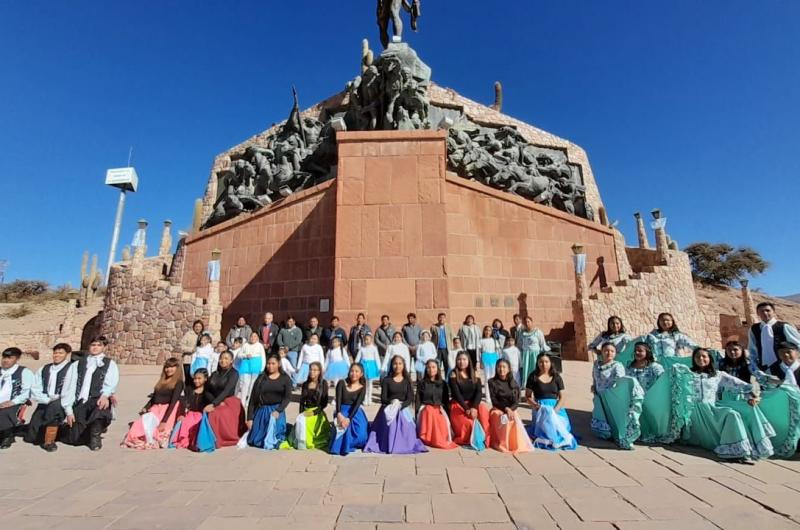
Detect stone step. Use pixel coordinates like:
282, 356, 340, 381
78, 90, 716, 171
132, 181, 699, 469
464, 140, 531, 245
601, 286, 614, 294
614, 280, 628, 287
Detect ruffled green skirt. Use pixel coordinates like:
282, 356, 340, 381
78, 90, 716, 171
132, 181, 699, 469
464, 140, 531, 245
754, 385, 800, 459
683, 400, 774, 460
591, 377, 643, 450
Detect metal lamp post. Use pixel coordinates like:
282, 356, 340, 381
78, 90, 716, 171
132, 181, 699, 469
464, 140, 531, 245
104, 167, 139, 285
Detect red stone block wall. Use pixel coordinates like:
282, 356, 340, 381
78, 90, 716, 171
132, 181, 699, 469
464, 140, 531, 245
444, 175, 621, 354
181, 181, 337, 331
332, 130, 450, 326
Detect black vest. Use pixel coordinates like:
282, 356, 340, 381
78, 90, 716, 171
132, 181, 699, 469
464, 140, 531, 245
42, 362, 73, 397
751, 321, 787, 367
75, 357, 110, 402
769, 361, 800, 383
2, 365, 26, 400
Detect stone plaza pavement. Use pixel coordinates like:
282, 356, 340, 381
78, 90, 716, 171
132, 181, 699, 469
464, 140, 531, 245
3, 360, 800, 530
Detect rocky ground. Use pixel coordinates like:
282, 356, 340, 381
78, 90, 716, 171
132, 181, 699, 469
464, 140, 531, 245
695, 282, 800, 326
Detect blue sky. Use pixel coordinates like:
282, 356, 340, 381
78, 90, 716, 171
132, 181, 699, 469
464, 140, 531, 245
1, 1, 798, 294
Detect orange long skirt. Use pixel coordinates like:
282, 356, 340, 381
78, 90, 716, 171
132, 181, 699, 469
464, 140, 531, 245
417, 405, 458, 450
449, 400, 491, 447
489, 409, 533, 454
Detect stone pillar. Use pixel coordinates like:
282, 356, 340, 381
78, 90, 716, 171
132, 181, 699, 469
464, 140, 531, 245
634, 212, 650, 249
158, 220, 173, 257
741, 279, 756, 326
131, 219, 148, 275
598, 206, 609, 227
572, 243, 588, 300
206, 249, 223, 341
651, 209, 669, 265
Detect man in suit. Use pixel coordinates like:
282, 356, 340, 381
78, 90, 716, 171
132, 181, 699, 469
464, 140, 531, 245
748, 302, 800, 370
769, 342, 800, 388
430, 313, 456, 373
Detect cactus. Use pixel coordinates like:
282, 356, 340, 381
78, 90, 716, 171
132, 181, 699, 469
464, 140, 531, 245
491, 81, 503, 113
78, 251, 89, 307
78, 252, 100, 307
361, 39, 374, 74
191, 198, 203, 233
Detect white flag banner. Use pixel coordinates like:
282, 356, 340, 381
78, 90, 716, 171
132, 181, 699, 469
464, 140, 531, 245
131, 228, 146, 248
573, 253, 586, 274
207, 260, 221, 281
650, 217, 667, 230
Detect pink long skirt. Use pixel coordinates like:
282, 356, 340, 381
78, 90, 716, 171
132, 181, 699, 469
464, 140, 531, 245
123, 403, 181, 450
172, 411, 203, 450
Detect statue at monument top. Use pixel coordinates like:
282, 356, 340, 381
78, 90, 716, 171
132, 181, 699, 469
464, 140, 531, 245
377, 0, 421, 49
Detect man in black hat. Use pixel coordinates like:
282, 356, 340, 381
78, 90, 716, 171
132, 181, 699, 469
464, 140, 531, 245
769, 342, 800, 388
0, 347, 34, 449
60, 336, 119, 450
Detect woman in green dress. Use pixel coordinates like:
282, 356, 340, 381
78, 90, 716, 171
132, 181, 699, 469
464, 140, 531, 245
625, 342, 675, 443
518, 316, 550, 384
718, 341, 800, 459
645, 313, 698, 360
591, 342, 644, 450
283, 362, 331, 450
672, 348, 773, 462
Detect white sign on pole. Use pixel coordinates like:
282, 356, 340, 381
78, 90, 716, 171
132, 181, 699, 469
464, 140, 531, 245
105, 167, 139, 192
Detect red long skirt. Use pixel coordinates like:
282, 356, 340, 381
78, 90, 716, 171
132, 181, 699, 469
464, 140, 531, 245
448, 400, 491, 447
418, 405, 458, 450
207, 396, 247, 448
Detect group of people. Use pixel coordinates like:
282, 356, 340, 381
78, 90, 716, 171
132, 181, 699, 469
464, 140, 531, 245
588, 303, 800, 462
118, 311, 574, 455
3, 302, 798, 463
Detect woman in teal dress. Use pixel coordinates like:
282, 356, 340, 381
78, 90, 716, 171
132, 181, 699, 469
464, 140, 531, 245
591, 342, 643, 450
718, 341, 800, 459
518, 316, 550, 384
672, 348, 774, 462
645, 313, 698, 359
625, 342, 673, 443
588, 316, 633, 363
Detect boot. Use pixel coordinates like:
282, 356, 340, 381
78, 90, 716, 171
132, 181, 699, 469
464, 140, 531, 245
88, 422, 103, 451
42, 425, 59, 452
0, 430, 12, 449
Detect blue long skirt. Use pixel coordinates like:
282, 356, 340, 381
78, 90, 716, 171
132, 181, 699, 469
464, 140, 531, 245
247, 404, 287, 450
364, 405, 428, 454
528, 398, 578, 451
329, 404, 368, 456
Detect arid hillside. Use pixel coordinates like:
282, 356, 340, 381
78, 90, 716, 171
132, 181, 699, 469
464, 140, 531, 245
695, 282, 800, 327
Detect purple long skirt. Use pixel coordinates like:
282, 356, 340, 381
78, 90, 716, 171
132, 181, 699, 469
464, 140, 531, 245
364, 406, 428, 454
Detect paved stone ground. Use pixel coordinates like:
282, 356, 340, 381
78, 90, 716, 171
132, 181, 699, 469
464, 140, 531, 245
3, 360, 800, 530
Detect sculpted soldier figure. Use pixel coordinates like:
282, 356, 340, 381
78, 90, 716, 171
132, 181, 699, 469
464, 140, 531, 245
377, 0, 421, 48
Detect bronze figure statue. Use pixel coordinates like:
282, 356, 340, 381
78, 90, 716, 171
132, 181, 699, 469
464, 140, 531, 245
377, 0, 421, 49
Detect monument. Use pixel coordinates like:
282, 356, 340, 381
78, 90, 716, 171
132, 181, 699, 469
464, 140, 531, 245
98, 7, 717, 363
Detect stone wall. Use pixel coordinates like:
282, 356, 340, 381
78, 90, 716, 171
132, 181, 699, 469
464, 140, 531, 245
101, 257, 206, 364
182, 180, 337, 331
572, 249, 716, 360
444, 174, 620, 353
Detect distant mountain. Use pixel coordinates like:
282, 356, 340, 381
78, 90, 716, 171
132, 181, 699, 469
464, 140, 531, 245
782, 293, 800, 303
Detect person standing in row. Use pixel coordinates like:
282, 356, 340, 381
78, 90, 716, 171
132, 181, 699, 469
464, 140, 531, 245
330, 364, 369, 455
491, 319, 510, 368
236, 332, 266, 409
123, 357, 184, 450
277, 316, 303, 368
478, 325, 500, 404
246, 356, 292, 450
402, 313, 423, 359
374, 315, 396, 360
415, 330, 437, 379
432, 313, 456, 373
459, 315, 481, 370
501, 336, 521, 386
258, 312, 279, 354
0, 347, 34, 449
748, 302, 800, 370
322, 316, 348, 351
348, 313, 372, 355
226, 316, 252, 349
518, 316, 550, 384
179, 320, 204, 383
190, 333, 217, 376
26, 343, 76, 452
324, 336, 351, 387
304, 316, 323, 345
384, 332, 411, 375
61, 336, 119, 450
295, 334, 326, 385
510, 314, 524, 346
355, 333, 381, 403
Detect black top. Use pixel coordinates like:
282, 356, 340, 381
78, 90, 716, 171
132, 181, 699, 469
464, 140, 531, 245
449, 374, 482, 410
525, 372, 564, 400
300, 379, 329, 412
488, 377, 520, 411
207, 368, 239, 406
145, 381, 185, 422
248, 373, 293, 420
335, 380, 365, 419
185, 388, 214, 412
718, 358, 752, 383
381, 376, 413, 408
415, 378, 449, 411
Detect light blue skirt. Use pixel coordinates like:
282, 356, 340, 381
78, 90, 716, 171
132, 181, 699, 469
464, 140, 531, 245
190, 357, 209, 376
528, 398, 578, 451
325, 361, 350, 382
294, 363, 310, 386
238, 357, 263, 376
361, 360, 381, 380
